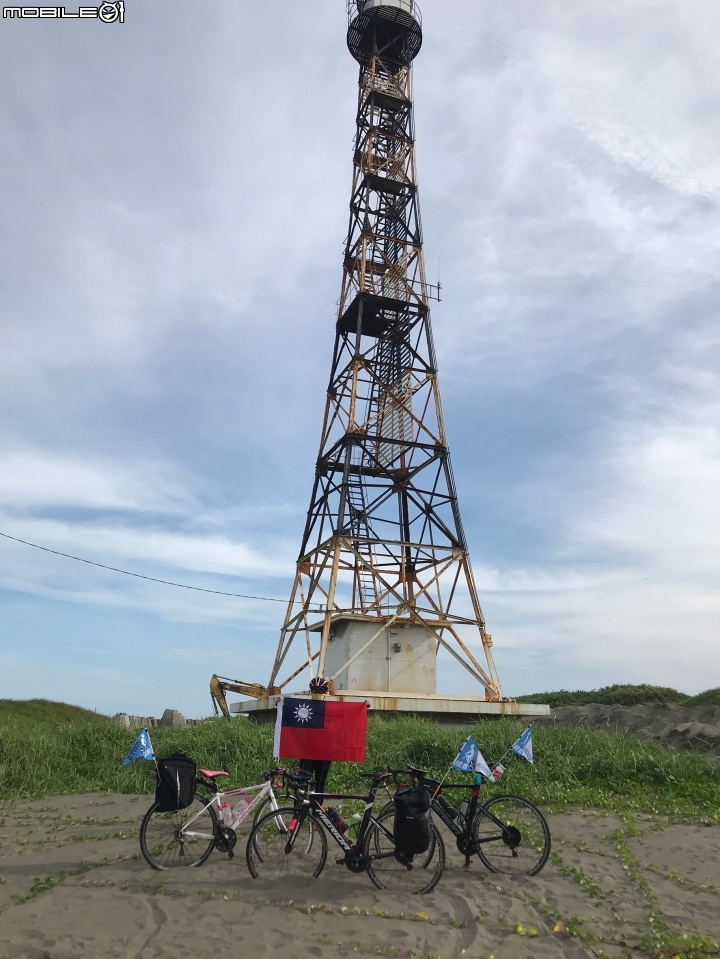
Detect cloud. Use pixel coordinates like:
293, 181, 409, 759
0, 451, 196, 513
1, 0, 720, 712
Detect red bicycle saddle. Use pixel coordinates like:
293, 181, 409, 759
198, 769, 229, 778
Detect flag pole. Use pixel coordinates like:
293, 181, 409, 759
430, 763, 457, 799
144, 727, 160, 775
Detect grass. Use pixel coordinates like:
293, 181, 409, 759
0, 711, 718, 817
515, 683, 720, 707
0, 699, 109, 726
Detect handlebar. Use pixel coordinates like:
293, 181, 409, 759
262, 767, 287, 781
282, 769, 313, 790
385, 764, 428, 786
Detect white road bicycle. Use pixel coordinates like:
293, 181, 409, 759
139, 767, 289, 870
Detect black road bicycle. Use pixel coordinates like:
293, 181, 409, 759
382, 765, 551, 877
246, 769, 446, 894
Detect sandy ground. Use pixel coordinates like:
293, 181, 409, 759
0, 793, 718, 959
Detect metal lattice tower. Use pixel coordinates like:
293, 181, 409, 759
268, 0, 502, 702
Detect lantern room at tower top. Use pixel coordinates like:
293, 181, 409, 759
228, 0, 549, 724
347, 0, 423, 69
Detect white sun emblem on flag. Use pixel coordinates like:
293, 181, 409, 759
294, 702, 313, 724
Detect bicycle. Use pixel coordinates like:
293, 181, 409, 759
139, 766, 288, 870
384, 765, 551, 877
245, 768, 446, 894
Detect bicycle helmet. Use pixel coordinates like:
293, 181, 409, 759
309, 676, 330, 699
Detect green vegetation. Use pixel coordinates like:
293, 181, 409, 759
516, 683, 693, 707
0, 708, 718, 817
0, 699, 110, 726
688, 687, 720, 706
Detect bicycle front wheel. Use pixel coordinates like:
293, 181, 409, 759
246, 806, 327, 881
140, 794, 217, 870
364, 808, 445, 895
251, 787, 290, 832
473, 795, 551, 876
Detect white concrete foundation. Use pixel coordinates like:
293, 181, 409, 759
325, 617, 436, 695
231, 615, 550, 722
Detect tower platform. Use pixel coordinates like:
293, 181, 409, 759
231, 692, 550, 725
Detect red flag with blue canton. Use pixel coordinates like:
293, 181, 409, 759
273, 697, 368, 762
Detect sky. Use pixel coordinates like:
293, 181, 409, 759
1, 0, 719, 717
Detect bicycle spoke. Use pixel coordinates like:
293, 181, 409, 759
246, 807, 327, 880
140, 795, 217, 870
473, 795, 551, 877
364, 809, 445, 894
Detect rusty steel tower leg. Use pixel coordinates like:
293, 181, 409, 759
269, 0, 503, 701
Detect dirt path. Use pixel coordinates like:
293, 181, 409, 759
0, 793, 718, 958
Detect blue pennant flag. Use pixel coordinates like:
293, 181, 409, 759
451, 736, 493, 778
122, 728, 155, 766
510, 726, 533, 764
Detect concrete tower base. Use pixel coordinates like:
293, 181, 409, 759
231, 616, 549, 723
324, 616, 436, 695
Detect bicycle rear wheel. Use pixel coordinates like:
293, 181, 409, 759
246, 806, 327, 880
364, 808, 445, 895
140, 794, 217, 870
473, 795, 551, 876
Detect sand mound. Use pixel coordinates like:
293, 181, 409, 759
542, 703, 720, 753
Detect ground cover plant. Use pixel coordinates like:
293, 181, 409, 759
1, 706, 718, 817
516, 683, 720, 707
690, 687, 720, 706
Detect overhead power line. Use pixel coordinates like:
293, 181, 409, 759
0, 530, 297, 604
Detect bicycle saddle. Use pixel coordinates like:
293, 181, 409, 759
358, 771, 391, 781
198, 769, 229, 778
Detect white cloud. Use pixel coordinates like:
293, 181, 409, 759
0, 451, 195, 513
2, 0, 720, 710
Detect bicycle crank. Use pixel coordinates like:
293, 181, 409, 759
456, 836, 477, 857
336, 851, 369, 873
214, 826, 237, 858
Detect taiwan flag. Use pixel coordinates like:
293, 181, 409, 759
273, 697, 368, 762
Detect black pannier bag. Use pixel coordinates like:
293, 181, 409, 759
393, 785, 431, 860
155, 753, 197, 812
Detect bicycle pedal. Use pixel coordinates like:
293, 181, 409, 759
228, 851, 234, 860
335, 857, 346, 866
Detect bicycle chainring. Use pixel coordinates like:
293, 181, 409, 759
344, 849, 369, 873
456, 835, 476, 857
214, 826, 237, 853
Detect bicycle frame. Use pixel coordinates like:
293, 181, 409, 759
183, 778, 279, 841
429, 782, 518, 866
287, 781, 395, 863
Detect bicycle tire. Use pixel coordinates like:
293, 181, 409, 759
251, 788, 290, 832
364, 807, 445, 895
139, 794, 217, 870
246, 806, 327, 881
473, 795, 551, 877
